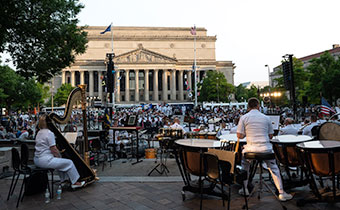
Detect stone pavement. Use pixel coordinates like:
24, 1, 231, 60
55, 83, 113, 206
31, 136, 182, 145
1, 177, 340, 210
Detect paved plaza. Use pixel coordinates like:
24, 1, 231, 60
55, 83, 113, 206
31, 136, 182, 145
1, 158, 340, 210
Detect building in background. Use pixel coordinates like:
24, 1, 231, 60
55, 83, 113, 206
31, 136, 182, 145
270, 44, 340, 87
52, 26, 235, 104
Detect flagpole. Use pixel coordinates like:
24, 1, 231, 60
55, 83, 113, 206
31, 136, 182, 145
194, 25, 197, 108
111, 22, 113, 52
111, 22, 115, 114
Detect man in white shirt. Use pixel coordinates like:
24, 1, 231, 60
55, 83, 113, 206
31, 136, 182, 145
302, 115, 319, 137
237, 98, 292, 201
170, 117, 186, 134
279, 118, 298, 135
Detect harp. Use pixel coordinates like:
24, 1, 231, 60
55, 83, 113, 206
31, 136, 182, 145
46, 85, 96, 184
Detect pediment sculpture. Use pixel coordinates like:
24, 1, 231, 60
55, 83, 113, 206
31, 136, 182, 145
114, 48, 177, 64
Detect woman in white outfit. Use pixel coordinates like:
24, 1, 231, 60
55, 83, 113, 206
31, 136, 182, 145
34, 115, 84, 188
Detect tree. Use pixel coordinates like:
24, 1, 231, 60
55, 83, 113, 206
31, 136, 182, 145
0, 65, 42, 110
0, 0, 87, 82
247, 85, 259, 99
53, 83, 74, 106
234, 84, 248, 102
306, 52, 340, 104
198, 71, 234, 102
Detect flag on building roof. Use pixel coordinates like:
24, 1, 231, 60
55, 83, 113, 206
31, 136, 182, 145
190, 26, 196, 35
321, 97, 335, 115
100, 24, 112, 34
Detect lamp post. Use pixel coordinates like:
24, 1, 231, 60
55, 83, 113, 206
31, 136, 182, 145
216, 77, 220, 102
265, 64, 271, 87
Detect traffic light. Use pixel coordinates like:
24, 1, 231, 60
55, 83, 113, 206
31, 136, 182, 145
106, 53, 114, 93
282, 61, 291, 90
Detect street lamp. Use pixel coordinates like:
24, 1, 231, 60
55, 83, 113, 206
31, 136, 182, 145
216, 77, 219, 102
265, 64, 271, 87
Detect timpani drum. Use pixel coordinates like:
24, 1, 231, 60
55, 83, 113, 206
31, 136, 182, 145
207, 132, 217, 140
145, 148, 157, 159
159, 128, 172, 137
171, 129, 184, 139
198, 131, 207, 139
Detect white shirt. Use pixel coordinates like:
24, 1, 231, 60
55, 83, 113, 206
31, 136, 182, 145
19, 131, 29, 139
229, 126, 238, 134
34, 129, 55, 159
237, 109, 274, 153
279, 124, 298, 135
303, 122, 319, 137
170, 123, 186, 134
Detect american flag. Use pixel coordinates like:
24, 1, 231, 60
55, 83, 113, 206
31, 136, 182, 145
321, 97, 335, 115
190, 26, 196, 35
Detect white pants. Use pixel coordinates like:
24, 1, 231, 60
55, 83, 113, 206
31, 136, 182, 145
34, 156, 80, 184
242, 156, 284, 194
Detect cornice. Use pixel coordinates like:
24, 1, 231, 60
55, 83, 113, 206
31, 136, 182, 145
85, 26, 207, 32
87, 35, 217, 42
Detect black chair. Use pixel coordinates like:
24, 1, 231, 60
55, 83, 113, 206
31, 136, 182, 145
20, 144, 54, 198
202, 152, 249, 210
90, 138, 108, 171
202, 153, 226, 209
244, 152, 286, 210
7, 148, 51, 208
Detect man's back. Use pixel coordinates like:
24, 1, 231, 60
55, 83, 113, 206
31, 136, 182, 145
237, 109, 273, 153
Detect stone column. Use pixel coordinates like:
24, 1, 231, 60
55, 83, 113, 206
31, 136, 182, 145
98, 71, 102, 100
125, 70, 130, 102
188, 70, 192, 93
135, 70, 139, 102
162, 70, 168, 101
170, 70, 176, 101
197, 70, 201, 84
153, 70, 159, 102
80, 71, 85, 85
179, 70, 184, 101
115, 70, 120, 102
144, 69, 149, 102
61, 71, 66, 84
89, 70, 94, 97
71, 71, 75, 87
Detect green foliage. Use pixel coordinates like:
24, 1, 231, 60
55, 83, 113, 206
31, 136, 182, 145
0, 0, 88, 82
54, 83, 74, 106
234, 84, 261, 102
306, 52, 340, 104
234, 84, 248, 102
198, 71, 234, 102
0, 65, 42, 110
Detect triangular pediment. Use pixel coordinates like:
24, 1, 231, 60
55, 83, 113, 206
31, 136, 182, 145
114, 47, 177, 64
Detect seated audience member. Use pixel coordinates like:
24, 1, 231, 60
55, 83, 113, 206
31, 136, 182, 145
279, 118, 298, 135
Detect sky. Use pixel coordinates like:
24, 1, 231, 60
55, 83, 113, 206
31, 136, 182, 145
3, 0, 340, 85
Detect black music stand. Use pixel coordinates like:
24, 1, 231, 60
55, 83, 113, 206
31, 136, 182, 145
148, 137, 170, 176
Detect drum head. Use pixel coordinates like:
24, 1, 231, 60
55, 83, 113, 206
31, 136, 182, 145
318, 122, 340, 141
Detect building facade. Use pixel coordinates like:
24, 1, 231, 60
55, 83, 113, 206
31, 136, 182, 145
56, 26, 235, 104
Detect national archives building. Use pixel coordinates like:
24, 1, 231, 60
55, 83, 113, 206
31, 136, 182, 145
56, 26, 235, 104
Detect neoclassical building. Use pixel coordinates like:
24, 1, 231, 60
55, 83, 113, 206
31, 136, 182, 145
57, 26, 235, 104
